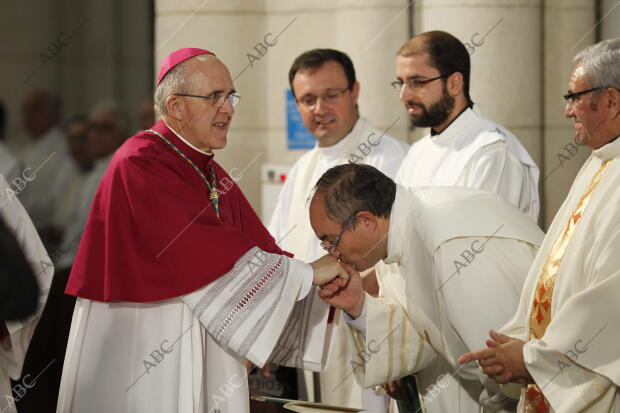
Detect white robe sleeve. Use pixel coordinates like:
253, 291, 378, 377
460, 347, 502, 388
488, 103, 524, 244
459, 142, 540, 222
344, 293, 437, 388
181, 247, 328, 370
0, 175, 53, 413
523, 340, 617, 412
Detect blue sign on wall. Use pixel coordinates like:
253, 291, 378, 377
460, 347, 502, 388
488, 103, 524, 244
286, 89, 316, 149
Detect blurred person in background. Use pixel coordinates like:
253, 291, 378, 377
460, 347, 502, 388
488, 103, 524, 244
15, 104, 125, 413
0, 101, 22, 183
139, 96, 156, 130
55, 101, 127, 271
45, 115, 93, 254
18, 91, 74, 233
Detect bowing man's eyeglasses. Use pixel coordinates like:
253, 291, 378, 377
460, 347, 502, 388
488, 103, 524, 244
296, 87, 351, 111
320, 214, 357, 253
173, 91, 242, 109
391, 74, 451, 91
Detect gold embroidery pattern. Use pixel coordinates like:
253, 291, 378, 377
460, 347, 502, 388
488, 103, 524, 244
525, 160, 611, 413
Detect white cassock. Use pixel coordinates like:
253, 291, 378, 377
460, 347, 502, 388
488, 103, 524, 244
499, 136, 620, 412
19, 126, 73, 230
377, 106, 541, 412
345, 185, 543, 413
0, 175, 53, 413
267, 116, 409, 410
56, 249, 329, 413
0, 143, 21, 185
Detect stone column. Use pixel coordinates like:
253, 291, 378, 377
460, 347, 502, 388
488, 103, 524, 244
415, 0, 544, 177
600, 0, 620, 39
542, 0, 596, 227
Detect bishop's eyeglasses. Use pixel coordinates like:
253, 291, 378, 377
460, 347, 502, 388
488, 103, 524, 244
173, 91, 241, 109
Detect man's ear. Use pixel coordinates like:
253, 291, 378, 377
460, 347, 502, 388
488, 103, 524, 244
607, 88, 620, 120
447, 72, 464, 98
165, 95, 183, 120
350, 81, 361, 106
356, 210, 377, 230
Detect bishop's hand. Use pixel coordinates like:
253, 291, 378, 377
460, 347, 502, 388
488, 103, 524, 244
311, 254, 355, 287
317, 261, 364, 319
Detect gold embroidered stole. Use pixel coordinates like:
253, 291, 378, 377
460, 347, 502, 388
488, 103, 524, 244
524, 160, 611, 413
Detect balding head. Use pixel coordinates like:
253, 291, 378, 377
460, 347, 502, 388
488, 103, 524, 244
309, 164, 395, 271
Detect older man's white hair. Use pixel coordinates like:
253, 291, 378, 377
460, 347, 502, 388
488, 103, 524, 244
574, 38, 620, 91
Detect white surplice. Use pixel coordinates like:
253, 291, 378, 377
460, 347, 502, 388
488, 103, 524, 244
56, 247, 331, 413
377, 106, 541, 412
267, 117, 409, 409
395, 106, 539, 221
0, 175, 53, 413
345, 185, 543, 413
500, 137, 620, 412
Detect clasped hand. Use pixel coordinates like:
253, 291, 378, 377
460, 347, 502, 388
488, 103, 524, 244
458, 330, 533, 384
312, 255, 365, 319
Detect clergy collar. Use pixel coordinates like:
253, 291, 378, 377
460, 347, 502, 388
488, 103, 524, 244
316, 117, 365, 160
430, 105, 477, 147
593, 134, 620, 161
383, 185, 414, 265
153, 120, 214, 167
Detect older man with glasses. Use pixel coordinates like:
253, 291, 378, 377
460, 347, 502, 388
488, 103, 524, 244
460, 37, 620, 413
56, 47, 353, 413
267, 48, 409, 412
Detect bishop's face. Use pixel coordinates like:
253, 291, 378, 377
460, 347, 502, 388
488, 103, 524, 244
395, 54, 455, 130
292, 61, 360, 147
175, 58, 235, 152
309, 195, 385, 272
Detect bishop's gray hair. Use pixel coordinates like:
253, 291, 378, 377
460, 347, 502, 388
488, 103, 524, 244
153, 54, 215, 118
313, 163, 396, 228
154, 63, 189, 118
574, 38, 620, 91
